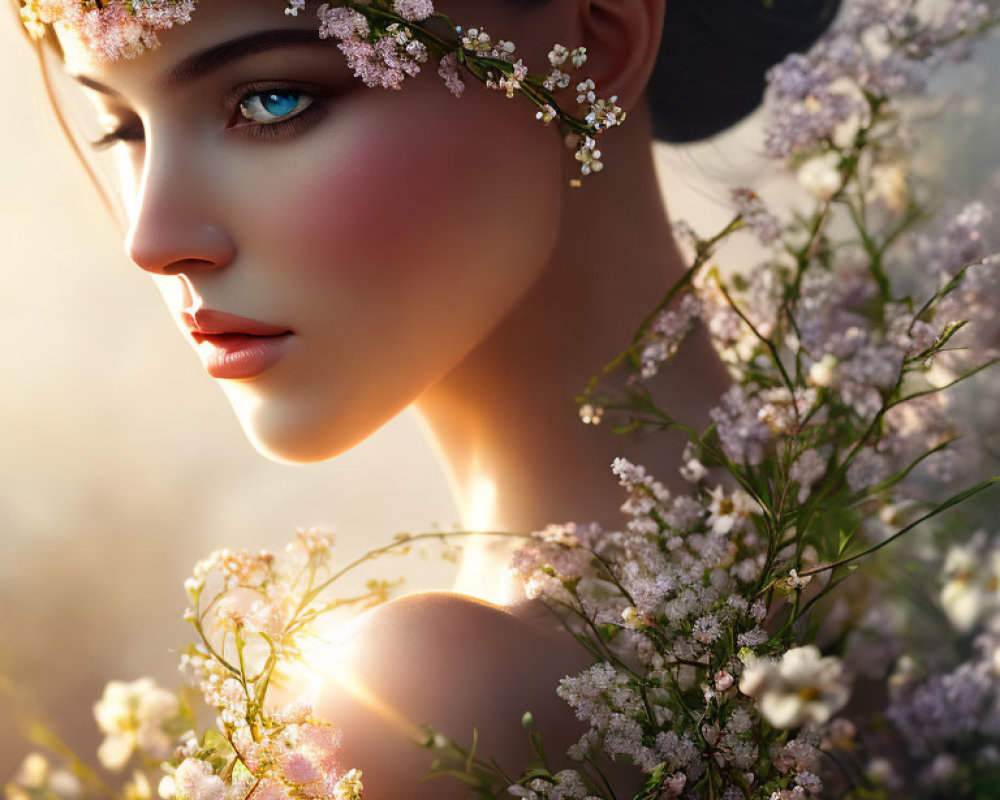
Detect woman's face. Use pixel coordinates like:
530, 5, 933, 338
69, 0, 570, 461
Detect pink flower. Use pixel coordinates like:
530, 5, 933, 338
282, 752, 321, 786
438, 52, 466, 97
317, 5, 369, 39
393, 0, 434, 22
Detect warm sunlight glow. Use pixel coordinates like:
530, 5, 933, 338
330, 666, 425, 741
306, 618, 424, 741
465, 475, 496, 532
301, 617, 362, 706
451, 475, 512, 603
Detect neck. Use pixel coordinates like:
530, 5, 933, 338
413, 110, 729, 546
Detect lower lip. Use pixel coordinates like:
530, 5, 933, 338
195, 333, 293, 380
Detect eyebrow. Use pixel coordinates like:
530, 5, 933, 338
158, 28, 332, 91
72, 73, 124, 97
73, 28, 332, 95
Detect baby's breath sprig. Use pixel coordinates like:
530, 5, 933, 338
514, 3, 1000, 798
305, 1, 626, 183
5, 528, 536, 800
19, 0, 628, 182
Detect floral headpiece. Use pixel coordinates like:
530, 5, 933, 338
19, 0, 627, 181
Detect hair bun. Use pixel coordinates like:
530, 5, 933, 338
650, 0, 842, 142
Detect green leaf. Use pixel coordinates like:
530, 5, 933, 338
633, 762, 667, 800
597, 623, 620, 643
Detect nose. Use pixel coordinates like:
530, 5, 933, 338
124, 142, 236, 276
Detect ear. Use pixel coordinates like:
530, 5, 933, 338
577, 0, 665, 111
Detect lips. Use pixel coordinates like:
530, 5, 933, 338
182, 309, 293, 380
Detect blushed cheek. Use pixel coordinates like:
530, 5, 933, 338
288, 89, 562, 286
291, 129, 453, 280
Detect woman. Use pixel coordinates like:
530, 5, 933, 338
9, 0, 838, 795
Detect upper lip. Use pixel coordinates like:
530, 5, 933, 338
181, 309, 291, 337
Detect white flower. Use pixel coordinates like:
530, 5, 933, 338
940, 537, 1000, 632
621, 606, 643, 630
535, 104, 558, 124
543, 69, 571, 91
573, 136, 602, 176
739, 646, 850, 729
547, 43, 568, 67
867, 161, 908, 211
797, 152, 842, 200
126, 773, 152, 800
714, 670, 735, 692
48, 772, 82, 800
585, 96, 626, 132
14, 754, 50, 789
680, 456, 707, 483
706, 485, 758, 535
785, 569, 813, 590
460, 26, 493, 57
94, 678, 179, 770
575, 79, 596, 105
333, 770, 364, 800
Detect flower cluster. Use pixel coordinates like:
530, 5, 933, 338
507, 455, 860, 797
93, 678, 181, 770
763, 0, 999, 161
315, 3, 430, 90
4, 528, 482, 800
19, 0, 195, 60
882, 614, 1000, 792
4, 754, 81, 800
162, 530, 375, 800
3, 531, 376, 800
495, 2, 1000, 797
18, 0, 627, 181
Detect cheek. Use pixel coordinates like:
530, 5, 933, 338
299, 84, 560, 257
266, 83, 565, 343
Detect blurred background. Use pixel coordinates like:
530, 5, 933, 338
2, 11, 998, 781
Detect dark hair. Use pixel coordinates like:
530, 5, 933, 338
650, 0, 842, 142
509, 0, 841, 141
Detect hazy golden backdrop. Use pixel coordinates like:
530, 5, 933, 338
0, 17, 464, 772
2, 9, 998, 782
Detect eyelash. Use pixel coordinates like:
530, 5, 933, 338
90, 120, 143, 151
88, 84, 325, 150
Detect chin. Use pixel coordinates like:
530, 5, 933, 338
222, 384, 399, 465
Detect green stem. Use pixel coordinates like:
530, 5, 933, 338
799, 476, 1000, 578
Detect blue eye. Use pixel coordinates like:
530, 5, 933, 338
239, 90, 314, 124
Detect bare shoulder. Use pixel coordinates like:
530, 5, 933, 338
315, 591, 589, 800
352, 590, 580, 666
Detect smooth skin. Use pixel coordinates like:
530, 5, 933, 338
64, 0, 730, 794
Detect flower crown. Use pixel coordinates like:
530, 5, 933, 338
19, 0, 627, 181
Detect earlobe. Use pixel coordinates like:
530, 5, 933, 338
578, 0, 665, 111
